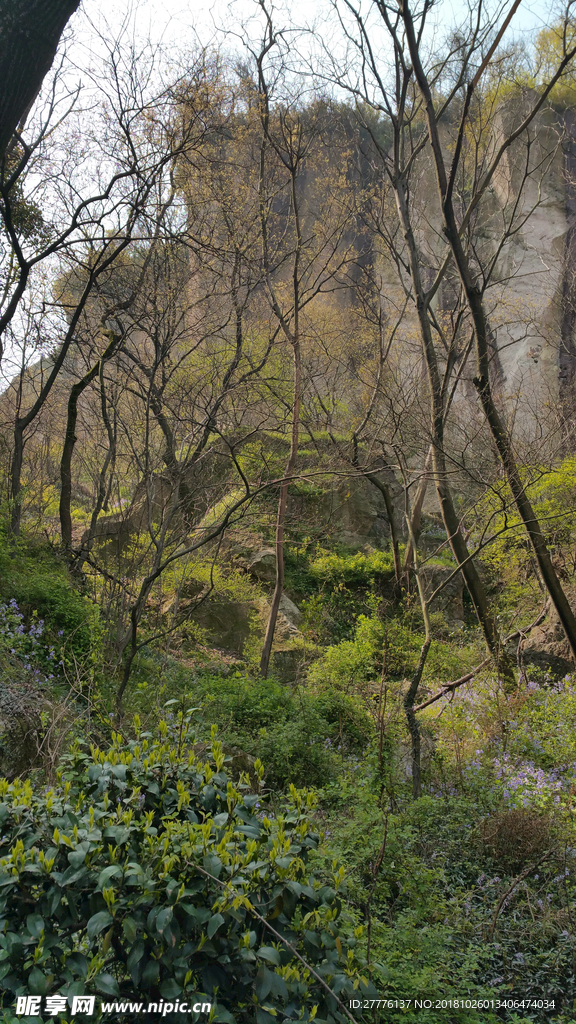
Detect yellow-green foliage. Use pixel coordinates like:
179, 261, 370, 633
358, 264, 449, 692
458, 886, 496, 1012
197, 488, 250, 531
476, 456, 576, 620
236, 438, 288, 484
162, 555, 259, 605
308, 613, 476, 693
533, 22, 576, 107
308, 549, 396, 586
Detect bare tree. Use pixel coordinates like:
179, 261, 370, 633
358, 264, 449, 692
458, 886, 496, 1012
318, 0, 511, 673
394, 0, 576, 660
0, 30, 217, 535
233, 5, 360, 675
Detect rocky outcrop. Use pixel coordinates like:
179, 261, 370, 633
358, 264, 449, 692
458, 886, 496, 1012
191, 599, 256, 654
248, 549, 277, 582
189, 592, 303, 656
278, 592, 303, 628
520, 618, 574, 677
284, 471, 403, 550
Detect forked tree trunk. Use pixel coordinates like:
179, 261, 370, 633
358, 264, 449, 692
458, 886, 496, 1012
365, 470, 403, 586
402, 4, 576, 666
60, 332, 122, 554
394, 176, 510, 676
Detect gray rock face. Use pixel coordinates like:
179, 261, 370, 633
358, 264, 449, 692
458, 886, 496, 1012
188, 590, 302, 655
326, 476, 399, 549
191, 600, 256, 654
520, 619, 574, 677
480, 97, 570, 438
278, 592, 303, 628
377, 95, 576, 444
248, 549, 277, 582
287, 470, 402, 550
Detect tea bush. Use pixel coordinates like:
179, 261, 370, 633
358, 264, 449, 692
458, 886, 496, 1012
0, 721, 374, 1023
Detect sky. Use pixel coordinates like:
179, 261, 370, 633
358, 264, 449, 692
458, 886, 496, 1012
79, 0, 554, 38
71, 0, 558, 68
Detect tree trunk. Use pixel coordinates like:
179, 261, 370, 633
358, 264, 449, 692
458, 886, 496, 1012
402, 512, 433, 799
404, 445, 433, 570
402, 4, 576, 666
404, 637, 430, 799
9, 419, 24, 535
0, 0, 81, 158
59, 332, 123, 553
365, 470, 402, 586
260, 339, 301, 678
393, 177, 508, 673
76, 368, 117, 572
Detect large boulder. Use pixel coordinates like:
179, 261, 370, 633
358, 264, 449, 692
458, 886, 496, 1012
188, 591, 303, 655
191, 600, 256, 654
278, 592, 303, 628
80, 476, 173, 551
247, 549, 277, 583
520, 619, 574, 677
294, 473, 402, 550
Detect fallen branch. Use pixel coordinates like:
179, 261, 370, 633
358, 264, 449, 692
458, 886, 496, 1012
414, 657, 491, 712
488, 848, 553, 942
414, 603, 550, 713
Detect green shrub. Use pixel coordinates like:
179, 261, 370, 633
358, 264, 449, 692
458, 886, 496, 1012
0, 722, 374, 1023
0, 538, 95, 658
315, 785, 576, 1022
306, 551, 393, 586
283, 549, 396, 643
308, 614, 473, 693
307, 615, 383, 692
192, 674, 373, 791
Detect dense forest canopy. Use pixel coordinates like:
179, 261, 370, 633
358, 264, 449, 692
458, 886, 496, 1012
1, 1, 576, 1022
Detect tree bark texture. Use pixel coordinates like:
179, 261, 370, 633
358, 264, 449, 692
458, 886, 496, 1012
365, 470, 402, 585
401, 0, 576, 666
59, 333, 123, 553
393, 177, 507, 670
403, 445, 433, 570
0, 0, 81, 158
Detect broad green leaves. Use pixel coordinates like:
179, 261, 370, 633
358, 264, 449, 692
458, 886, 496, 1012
0, 725, 374, 1020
